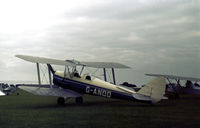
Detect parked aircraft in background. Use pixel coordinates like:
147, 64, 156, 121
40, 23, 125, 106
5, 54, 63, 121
0, 83, 15, 95
146, 74, 200, 98
16, 55, 167, 105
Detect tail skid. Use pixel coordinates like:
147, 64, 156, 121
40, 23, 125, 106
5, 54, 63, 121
134, 77, 167, 104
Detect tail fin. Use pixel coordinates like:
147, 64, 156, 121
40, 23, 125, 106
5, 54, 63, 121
137, 77, 167, 104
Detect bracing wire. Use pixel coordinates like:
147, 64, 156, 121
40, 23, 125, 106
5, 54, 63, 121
84, 67, 103, 79
107, 69, 112, 83
40, 64, 49, 84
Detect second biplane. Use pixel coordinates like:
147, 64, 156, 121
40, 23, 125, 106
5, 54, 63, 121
16, 55, 167, 105
146, 74, 200, 98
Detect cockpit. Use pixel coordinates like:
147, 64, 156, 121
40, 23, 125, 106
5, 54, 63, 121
185, 80, 192, 88
85, 75, 91, 80
73, 72, 81, 78
194, 83, 200, 87
72, 72, 92, 81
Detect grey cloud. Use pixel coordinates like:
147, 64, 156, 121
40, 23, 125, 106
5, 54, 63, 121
47, 0, 199, 66
0, 0, 199, 84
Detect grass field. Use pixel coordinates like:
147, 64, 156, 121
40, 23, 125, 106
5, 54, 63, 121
0, 89, 200, 128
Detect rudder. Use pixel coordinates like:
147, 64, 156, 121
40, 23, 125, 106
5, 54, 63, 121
137, 77, 167, 104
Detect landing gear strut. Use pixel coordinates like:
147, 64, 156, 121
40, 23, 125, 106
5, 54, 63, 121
57, 97, 65, 105
76, 97, 83, 104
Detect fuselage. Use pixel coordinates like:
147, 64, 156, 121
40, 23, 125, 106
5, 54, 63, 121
167, 83, 200, 94
53, 71, 140, 101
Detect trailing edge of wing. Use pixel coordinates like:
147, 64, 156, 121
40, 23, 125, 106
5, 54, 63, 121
81, 62, 131, 69
16, 55, 75, 66
146, 74, 200, 82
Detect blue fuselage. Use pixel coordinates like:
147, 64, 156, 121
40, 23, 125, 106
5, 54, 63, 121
53, 74, 139, 102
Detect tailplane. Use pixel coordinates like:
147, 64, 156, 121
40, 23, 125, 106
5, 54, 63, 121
136, 77, 167, 104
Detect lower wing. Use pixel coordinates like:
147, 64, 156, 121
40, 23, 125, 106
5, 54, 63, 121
17, 84, 82, 98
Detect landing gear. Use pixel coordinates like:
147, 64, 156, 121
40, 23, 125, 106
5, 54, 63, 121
75, 97, 83, 104
57, 97, 65, 105
167, 93, 180, 99
174, 93, 180, 99
57, 97, 83, 105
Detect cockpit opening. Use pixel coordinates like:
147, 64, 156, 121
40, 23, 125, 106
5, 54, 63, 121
85, 76, 91, 80
73, 72, 81, 78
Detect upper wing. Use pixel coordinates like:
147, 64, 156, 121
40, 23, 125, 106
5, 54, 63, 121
16, 55, 75, 66
146, 74, 200, 82
16, 55, 130, 69
17, 84, 82, 98
81, 62, 131, 69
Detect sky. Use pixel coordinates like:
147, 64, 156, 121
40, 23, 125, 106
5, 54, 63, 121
0, 0, 199, 85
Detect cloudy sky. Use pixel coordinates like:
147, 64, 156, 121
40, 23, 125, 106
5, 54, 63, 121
0, 0, 199, 85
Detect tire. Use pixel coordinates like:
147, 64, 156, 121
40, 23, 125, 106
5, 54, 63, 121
75, 97, 83, 104
57, 97, 65, 105
174, 93, 180, 99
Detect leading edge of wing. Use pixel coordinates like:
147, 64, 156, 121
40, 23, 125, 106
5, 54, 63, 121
16, 55, 75, 67
146, 73, 200, 82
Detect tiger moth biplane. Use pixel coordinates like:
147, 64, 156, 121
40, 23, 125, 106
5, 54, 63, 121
16, 55, 167, 105
146, 74, 200, 98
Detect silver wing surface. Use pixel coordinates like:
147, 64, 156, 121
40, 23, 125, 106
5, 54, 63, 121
80, 62, 130, 68
146, 74, 200, 82
16, 55, 130, 69
16, 55, 75, 66
17, 84, 82, 98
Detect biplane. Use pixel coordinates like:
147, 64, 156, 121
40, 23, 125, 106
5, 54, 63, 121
16, 55, 167, 105
0, 83, 17, 95
146, 74, 200, 98
0, 83, 7, 96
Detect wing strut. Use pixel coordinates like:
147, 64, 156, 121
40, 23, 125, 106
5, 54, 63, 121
36, 63, 41, 85
103, 68, 107, 82
47, 64, 55, 87
112, 68, 116, 85
80, 66, 85, 75
48, 66, 52, 87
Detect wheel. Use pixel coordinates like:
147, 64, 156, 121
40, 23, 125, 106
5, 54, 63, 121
57, 97, 65, 105
75, 97, 83, 104
167, 93, 180, 99
174, 93, 180, 99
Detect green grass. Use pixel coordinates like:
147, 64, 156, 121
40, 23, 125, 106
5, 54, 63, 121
0, 89, 200, 128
